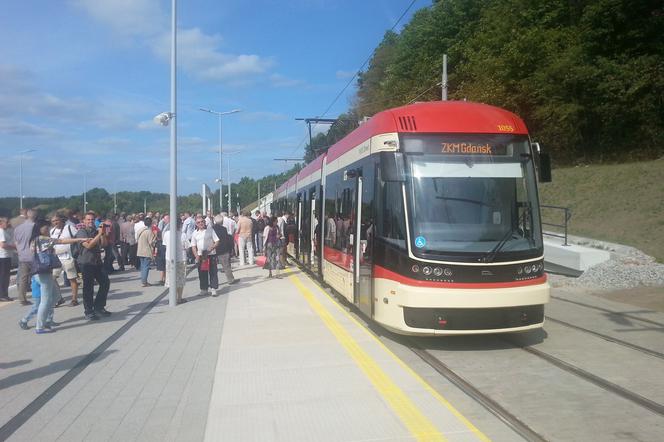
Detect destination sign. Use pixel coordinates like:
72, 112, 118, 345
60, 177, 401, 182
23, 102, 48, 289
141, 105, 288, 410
441, 142, 507, 155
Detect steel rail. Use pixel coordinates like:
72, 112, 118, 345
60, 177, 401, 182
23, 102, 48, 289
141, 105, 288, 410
408, 340, 549, 442
546, 316, 664, 359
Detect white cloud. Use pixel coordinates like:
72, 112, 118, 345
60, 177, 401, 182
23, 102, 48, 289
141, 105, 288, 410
73, 0, 274, 83
0, 64, 142, 130
0, 118, 59, 137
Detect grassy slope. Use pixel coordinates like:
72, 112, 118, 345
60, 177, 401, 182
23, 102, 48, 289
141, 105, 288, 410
538, 158, 664, 262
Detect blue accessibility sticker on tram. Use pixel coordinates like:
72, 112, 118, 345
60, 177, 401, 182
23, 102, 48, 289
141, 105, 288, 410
415, 236, 426, 248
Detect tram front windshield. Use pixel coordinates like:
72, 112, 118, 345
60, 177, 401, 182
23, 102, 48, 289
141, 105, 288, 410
402, 134, 543, 261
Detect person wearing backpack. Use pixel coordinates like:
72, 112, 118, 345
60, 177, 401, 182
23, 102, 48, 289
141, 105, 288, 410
50, 214, 79, 306
213, 215, 239, 286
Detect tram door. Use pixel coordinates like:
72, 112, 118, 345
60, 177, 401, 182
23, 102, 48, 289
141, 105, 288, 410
310, 188, 318, 274
353, 176, 372, 316
296, 194, 302, 259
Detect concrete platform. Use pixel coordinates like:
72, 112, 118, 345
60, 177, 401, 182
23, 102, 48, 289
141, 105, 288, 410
544, 235, 610, 276
0, 263, 492, 441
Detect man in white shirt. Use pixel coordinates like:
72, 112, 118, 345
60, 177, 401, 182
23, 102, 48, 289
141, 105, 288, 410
190, 216, 220, 296
221, 212, 237, 236
50, 214, 79, 306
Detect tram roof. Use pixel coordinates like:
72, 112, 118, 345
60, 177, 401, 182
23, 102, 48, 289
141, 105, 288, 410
296, 154, 325, 182
275, 174, 297, 197
325, 101, 529, 163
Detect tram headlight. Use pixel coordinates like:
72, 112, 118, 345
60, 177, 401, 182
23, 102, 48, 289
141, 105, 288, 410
433, 267, 443, 277
422, 266, 432, 276
443, 268, 453, 277
411, 265, 420, 273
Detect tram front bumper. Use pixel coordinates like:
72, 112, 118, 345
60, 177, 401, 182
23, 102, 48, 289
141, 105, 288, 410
373, 278, 550, 336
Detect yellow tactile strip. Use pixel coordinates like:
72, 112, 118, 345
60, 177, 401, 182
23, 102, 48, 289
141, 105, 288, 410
288, 269, 491, 442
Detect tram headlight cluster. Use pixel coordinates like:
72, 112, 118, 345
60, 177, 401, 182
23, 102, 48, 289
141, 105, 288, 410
412, 264, 453, 278
516, 262, 543, 276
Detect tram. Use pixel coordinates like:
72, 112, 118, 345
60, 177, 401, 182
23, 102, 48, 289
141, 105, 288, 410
272, 101, 552, 335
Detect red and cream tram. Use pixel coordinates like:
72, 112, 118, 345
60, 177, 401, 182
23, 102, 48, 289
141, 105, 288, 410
272, 101, 552, 335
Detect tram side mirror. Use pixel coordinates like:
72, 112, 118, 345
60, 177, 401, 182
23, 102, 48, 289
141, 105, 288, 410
538, 152, 552, 183
380, 152, 406, 182
532, 142, 552, 183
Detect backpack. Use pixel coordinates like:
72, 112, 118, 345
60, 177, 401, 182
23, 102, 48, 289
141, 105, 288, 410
67, 225, 83, 260
213, 224, 235, 255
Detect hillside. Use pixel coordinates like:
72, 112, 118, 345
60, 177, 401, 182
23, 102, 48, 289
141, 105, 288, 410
538, 158, 664, 262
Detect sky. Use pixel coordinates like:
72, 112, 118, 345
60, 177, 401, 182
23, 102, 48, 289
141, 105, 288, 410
0, 0, 427, 199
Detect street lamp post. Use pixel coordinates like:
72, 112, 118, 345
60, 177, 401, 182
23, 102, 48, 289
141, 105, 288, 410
222, 151, 240, 215
228, 158, 232, 214
167, 0, 177, 308
18, 149, 36, 210
199, 108, 241, 213
151, 0, 178, 307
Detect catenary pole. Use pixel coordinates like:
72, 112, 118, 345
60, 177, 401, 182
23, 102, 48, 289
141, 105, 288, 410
442, 54, 448, 101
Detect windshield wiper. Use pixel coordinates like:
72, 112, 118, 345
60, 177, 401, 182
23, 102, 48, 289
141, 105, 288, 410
481, 205, 532, 263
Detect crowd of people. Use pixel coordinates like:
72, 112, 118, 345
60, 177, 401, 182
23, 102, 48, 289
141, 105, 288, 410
0, 207, 297, 335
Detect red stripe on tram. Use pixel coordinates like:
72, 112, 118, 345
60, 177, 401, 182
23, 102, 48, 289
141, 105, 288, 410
373, 264, 548, 289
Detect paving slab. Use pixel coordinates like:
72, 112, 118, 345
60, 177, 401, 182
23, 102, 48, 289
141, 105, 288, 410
1, 262, 507, 442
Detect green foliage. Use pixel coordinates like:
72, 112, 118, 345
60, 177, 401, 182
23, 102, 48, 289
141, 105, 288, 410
351, 0, 664, 164
538, 158, 664, 262
0, 163, 302, 218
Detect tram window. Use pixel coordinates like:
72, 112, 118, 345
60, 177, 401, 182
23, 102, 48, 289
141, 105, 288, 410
323, 172, 357, 253
376, 180, 406, 248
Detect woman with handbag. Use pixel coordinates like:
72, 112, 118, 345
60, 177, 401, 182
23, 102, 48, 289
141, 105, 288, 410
29, 218, 87, 334
191, 216, 220, 296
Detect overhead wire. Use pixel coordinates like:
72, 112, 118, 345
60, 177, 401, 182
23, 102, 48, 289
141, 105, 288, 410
290, 0, 420, 155
318, 0, 419, 120
407, 81, 443, 104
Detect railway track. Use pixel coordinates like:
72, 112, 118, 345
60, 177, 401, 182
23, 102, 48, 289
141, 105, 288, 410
407, 340, 549, 442
405, 301, 664, 439
551, 295, 664, 329
544, 315, 664, 360
502, 336, 664, 417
